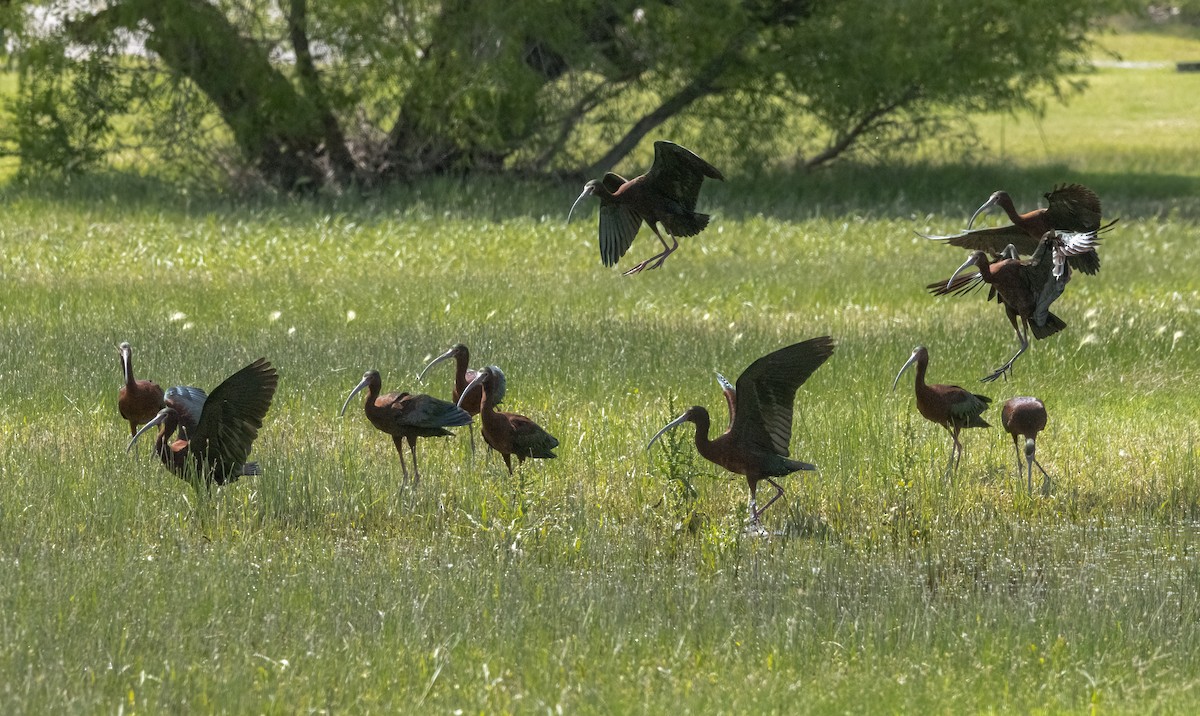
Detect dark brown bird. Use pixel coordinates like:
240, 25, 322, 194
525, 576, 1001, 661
458, 366, 558, 475
928, 230, 1099, 382
892, 346, 991, 478
340, 369, 472, 485
923, 183, 1114, 275
417, 343, 506, 450
647, 337, 835, 526
117, 342, 165, 436
127, 358, 278, 487
1001, 396, 1050, 495
568, 140, 724, 275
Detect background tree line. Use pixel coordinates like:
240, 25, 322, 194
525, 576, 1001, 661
0, 0, 1130, 193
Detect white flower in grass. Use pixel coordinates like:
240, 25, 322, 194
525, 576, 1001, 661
169, 311, 186, 322
270, 311, 282, 322
346, 310, 356, 322
1173, 330, 1184, 350
182, 322, 194, 331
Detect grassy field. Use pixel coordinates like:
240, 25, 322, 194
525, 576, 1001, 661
2, 29, 1200, 715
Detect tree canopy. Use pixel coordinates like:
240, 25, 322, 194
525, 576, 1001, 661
1, 0, 1124, 192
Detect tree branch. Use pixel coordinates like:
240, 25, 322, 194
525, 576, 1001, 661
802, 84, 922, 170
287, 0, 357, 185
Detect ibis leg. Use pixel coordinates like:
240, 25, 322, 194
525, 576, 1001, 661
392, 435, 411, 482
1011, 435, 1023, 478
752, 478, 786, 521
408, 436, 421, 486
622, 227, 679, 275
982, 321, 1030, 383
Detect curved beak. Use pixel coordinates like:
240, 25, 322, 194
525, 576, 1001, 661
647, 412, 690, 451
119, 342, 133, 381
892, 351, 919, 392
567, 185, 595, 223
418, 348, 456, 382
946, 254, 978, 290
339, 377, 370, 417
456, 372, 487, 409
966, 194, 1000, 230
127, 408, 168, 453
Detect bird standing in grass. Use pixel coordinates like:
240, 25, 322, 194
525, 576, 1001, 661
648, 337, 835, 526
117, 342, 164, 436
1001, 396, 1050, 495
418, 343, 505, 450
892, 346, 991, 479
458, 366, 558, 475
128, 357, 277, 487
340, 369, 472, 485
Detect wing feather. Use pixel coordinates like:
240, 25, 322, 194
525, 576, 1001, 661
642, 141, 724, 213
729, 337, 835, 457
599, 203, 643, 266
1043, 183, 1102, 232
192, 358, 278, 469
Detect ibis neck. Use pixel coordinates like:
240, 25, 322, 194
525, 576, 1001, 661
454, 353, 470, 393
480, 384, 499, 412
689, 410, 714, 452
913, 358, 928, 389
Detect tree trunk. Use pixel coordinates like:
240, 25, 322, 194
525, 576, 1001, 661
78, 0, 331, 191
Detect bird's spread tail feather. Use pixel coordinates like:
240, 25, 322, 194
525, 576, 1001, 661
666, 212, 710, 238
1031, 312, 1066, 340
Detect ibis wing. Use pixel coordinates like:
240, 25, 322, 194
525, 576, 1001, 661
1044, 184, 1102, 232
643, 141, 724, 213
510, 414, 559, 455
600, 172, 627, 194
394, 393, 471, 429
947, 387, 992, 427
926, 272, 986, 298
164, 384, 208, 432
192, 358, 278, 468
599, 202, 643, 267
925, 225, 1039, 256
729, 337, 835, 457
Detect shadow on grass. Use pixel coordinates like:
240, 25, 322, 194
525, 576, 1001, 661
3, 162, 1200, 224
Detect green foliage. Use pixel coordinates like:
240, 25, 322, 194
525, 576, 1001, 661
1, 0, 1129, 188
6, 34, 137, 176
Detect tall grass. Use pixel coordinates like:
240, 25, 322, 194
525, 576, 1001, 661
2, 31, 1200, 714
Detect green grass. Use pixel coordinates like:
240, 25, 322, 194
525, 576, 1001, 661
3, 29, 1200, 715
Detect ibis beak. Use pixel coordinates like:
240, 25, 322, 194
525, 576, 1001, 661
966, 194, 1000, 230
127, 408, 169, 453
119, 342, 133, 382
946, 254, 979, 290
567, 185, 595, 223
891, 351, 920, 392
339, 376, 371, 417
457, 372, 487, 409
647, 412, 691, 451
418, 347, 456, 382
